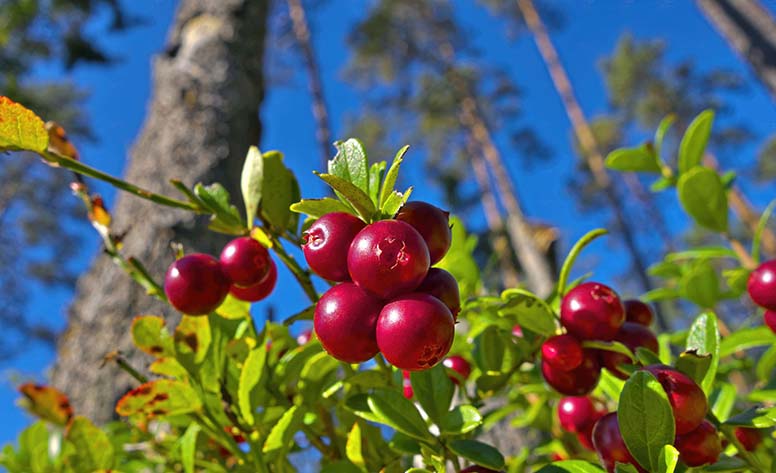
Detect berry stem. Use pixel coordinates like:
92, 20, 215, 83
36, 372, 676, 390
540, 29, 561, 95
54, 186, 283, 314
271, 236, 319, 303
727, 234, 756, 270
557, 228, 608, 297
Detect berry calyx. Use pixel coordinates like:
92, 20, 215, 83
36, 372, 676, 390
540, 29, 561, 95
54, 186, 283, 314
765, 310, 776, 335
395, 201, 452, 264
541, 349, 601, 396
601, 322, 658, 379
674, 420, 721, 467
747, 259, 776, 310
303, 212, 365, 281
623, 299, 654, 326
442, 355, 471, 384
734, 427, 762, 451
416, 268, 461, 318
313, 283, 382, 363
557, 396, 599, 433
560, 282, 625, 341
219, 237, 271, 287
643, 365, 707, 434
229, 260, 277, 302
542, 334, 584, 371
164, 253, 231, 315
348, 220, 430, 299
592, 412, 646, 473
376, 293, 455, 371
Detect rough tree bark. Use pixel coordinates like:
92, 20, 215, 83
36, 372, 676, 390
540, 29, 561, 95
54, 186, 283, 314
50, 0, 269, 424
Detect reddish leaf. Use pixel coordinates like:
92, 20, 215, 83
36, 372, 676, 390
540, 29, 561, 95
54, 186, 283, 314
18, 383, 74, 426
0, 96, 49, 153
115, 379, 201, 418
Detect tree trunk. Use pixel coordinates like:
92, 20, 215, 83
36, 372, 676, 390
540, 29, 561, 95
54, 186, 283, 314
50, 0, 269, 424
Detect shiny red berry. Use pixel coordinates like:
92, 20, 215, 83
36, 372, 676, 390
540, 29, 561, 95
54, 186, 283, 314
376, 293, 455, 371
643, 365, 707, 434
734, 427, 762, 451
396, 201, 452, 264
296, 329, 312, 345
747, 260, 776, 310
303, 212, 365, 281
416, 268, 461, 318
542, 334, 584, 371
348, 220, 430, 299
229, 260, 277, 302
164, 253, 231, 315
512, 325, 523, 338
402, 370, 413, 399
560, 282, 625, 341
675, 420, 721, 467
219, 237, 271, 287
592, 413, 646, 473
443, 355, 471, 384
541, 350, 601, 396
623, 299, 654, 326
765, 310, 776, 335
601, 322, 658, 379
577, 422, 597, 451
557, 396, 599, 433
314, 283, 382, 363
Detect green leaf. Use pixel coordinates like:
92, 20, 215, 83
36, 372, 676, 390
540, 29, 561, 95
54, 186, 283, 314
684, 312, 719, 394
290, 198, 354, 219
438, 405, 482, 434
194, 182, 245, 233
447, 439, 505, 471
675, 350, 712, 388
719, 326, 776, 357
635, 346, 663, 366
582, 340, 636, 362
379, 145, 409, 208
722, 267, 750, 297
115, 379, 202, 417
380, 188, 413, 218
557, 228, 608, 296
654, 114, 675, 159
665, 246, 737, 261
678, 110, 714, 174
435, 216, 480, 300
179, 423, 201, 473
315, 172, 376, 221
605, 146, 661, 173
680, 260, 722, 309
174, 315, 212, 364
657, 444, 679, 473
410, 364, 454, 424
618, 371, 675, 472
650, 175, 675, 192
723, 406, 776, 428
240, 146, 263, 223
263, 405, 304, 456
536, 460, 605, 472
702, 456, 749, 472
499, 289, 557, 336
756, 344, 776, 382
330, 139, 369, 194
677, 166, 728, 233
131, 315, 174, 357
614, 465, 639, 473
65, 416, 114, 471
710, 384, 737, 421
752, 198, 776, 264
260, 150, 298, 231
368, 161, 386, 206
346, 423, 366, 470
215, 294, 251, 320
473, 326, 508, 373
367, 389, 430, 441
238, 346, 268, 425
0, 97, 49, 153
320, 461, 363, 473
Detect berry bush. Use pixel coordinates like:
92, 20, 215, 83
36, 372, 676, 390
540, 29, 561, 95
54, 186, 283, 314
1, 98, 775, 472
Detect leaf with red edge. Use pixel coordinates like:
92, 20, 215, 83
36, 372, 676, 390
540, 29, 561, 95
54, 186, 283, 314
115, 379, 201, 418
18, 383, 74, 426
0, 97, 49, 153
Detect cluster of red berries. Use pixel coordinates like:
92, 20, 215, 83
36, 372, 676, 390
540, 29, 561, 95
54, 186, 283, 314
747, 259, 776, 334
164, 237, 276, 315
540, 282, 658, 395
306, 202, 460, 370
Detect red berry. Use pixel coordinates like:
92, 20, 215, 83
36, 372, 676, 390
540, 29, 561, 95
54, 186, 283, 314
219, 237, 271, 287
623, 299, 653, 326
747, 260, 776, 310
164, 253, 230, 315
577, 422, 597, 451
402, 370, 413, 399
416, 268, 461, 318
303, 212, 365, 281
561, 282, 625, 341
557, 396, 598, 433
348, 220, 430, 299
550, 452, 567, 462
675, 420, 721, 467
765, 310, 776, 335
541, 350, 601, 396
296, 329, 312, 345
592, 413, 646, 473
443, 355, 471, 384
376, 293, 455, 371
643, 365, 707, 434
396, 201, 452, 264
734, 427, 762, 451
313, 283, 382, 363
512, 325, 524, 338
601, 322, 658, 379
229, 260, 277, 302
542, 334, 584, 371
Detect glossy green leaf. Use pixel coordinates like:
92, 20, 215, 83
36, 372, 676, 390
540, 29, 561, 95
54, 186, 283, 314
367, 389, 430, 440
635, 346, 663, 366
473, 326, 507, 373
650, 175, 675, 192
665, 246, 737, 261
678, 110, 714, 174
605, 146, 660, 173
179, 423, 200, 473
0, 97, 49, 153
557, 228, 608, 296
675, 350, 712, 387
215, 294, 251, 320
756, 344, 776, 382
66, 416, 114, 472
315, 172, 376, 221
614, 465, 640, 473
438, 405, 482, 434
379, 145, 409, 208
238, 346, 267, 425
654, 114, 675, 158
719, 326, 775, 357
680, 261, 721, 309
657, 444, 679, 473
410, 364, 453, 425
380, 187, 412, 218
685, 312, 719, 395
345, 423, 366, 470
447, 439, 505, 470
260, 150, 297, 231
702, 456, 749, 472
368, 161, 386, 206
677, 166, 728, 233
194, 182, 245, 233
290, 198, 354, 220
722, 406, 776, 428
240, 146, 263, 223
710, 384, 737, 421
263, 406, 304, 455
436, 216, 480, 300
536, 460, 605, 472
330, 139, 369, 194
499, 289, 557, 336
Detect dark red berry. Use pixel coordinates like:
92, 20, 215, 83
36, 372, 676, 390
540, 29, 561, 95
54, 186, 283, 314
747, 260, 776, 310
443, 355, 471, 384
416, 268, 461, 318
376, 293, 455, 371
601, 322, 658, 379
542, 335, 584, 371
592, 413, 646, 473
765, 310, 776, 335
577, 422, 596, 451
348, 220, 430, 299
229, 260, 277, 302
557, 396, 598, 433
402, 370, 413, 399
219, 237, 271, 287
164, 253, 231, 315
675, 420, 721, 467
396, 201, 452, 264
643, 365, 707, 435
623, 299, 654, 326
314, 283, 382, 363
734, 427, 762, 451
541, 350, 601, 396
296, 329, 312, 345
303, 212, 365, 282
560, 282, 625, 341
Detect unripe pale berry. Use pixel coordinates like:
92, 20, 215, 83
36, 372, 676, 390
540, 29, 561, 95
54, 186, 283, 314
542, 334, 584, 371
643, 365, 707, 434
747, 259, 776, 310
314, 283, 381, 363
560, 282, 625, 341
396, 201, 452, 264
623, 299, 654, 326
443, 355, 471, 384
601, 322, 658, 379
219, 237, 271, 287
416, 268, 461, 319
303, 212, 365, 281
164, 253, 231, 315
592, 413, 646, 473
674, 420, 721, 467
541, 349, 601, 396
229, 260, 277, 302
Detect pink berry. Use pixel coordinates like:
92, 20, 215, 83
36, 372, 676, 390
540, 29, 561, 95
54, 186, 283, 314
164, 253, 231, 315
303, 212, 365, 281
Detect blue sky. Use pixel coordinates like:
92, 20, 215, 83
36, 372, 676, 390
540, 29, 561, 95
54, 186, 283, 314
2, 0, 775, 447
